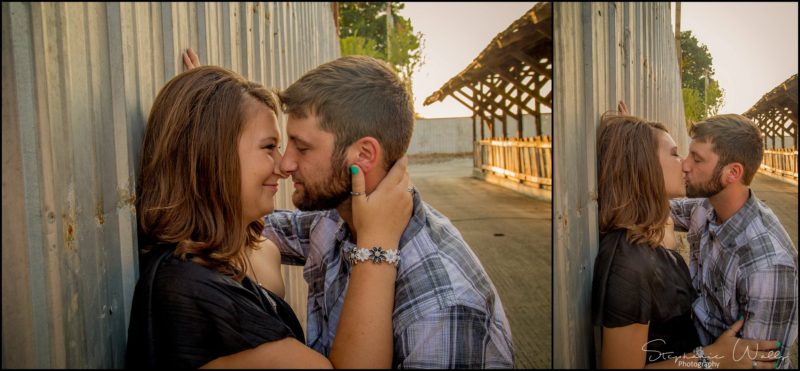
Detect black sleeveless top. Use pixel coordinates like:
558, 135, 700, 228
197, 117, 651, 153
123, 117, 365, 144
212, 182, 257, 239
126, 244, 305, 368
592, 229, 701, 363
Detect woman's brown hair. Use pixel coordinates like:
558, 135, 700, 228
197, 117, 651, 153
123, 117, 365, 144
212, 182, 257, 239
136, 65, 280, 280
597, 113, 670, 248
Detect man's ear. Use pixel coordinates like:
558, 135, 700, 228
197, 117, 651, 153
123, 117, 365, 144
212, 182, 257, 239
723, 162, 745, 185
348, 137, 382, 173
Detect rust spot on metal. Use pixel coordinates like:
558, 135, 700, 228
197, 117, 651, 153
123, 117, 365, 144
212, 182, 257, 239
63, 210, 77, 251
96, 196, 105, 225
117, 188, 136, 209
65, 222, 76, 250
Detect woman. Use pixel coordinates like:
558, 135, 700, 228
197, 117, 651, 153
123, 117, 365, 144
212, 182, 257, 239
125, 65, 412, 368
591, 112, 780, 369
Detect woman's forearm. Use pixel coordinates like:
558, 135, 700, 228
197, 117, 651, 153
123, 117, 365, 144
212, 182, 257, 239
329, 232, 399, 369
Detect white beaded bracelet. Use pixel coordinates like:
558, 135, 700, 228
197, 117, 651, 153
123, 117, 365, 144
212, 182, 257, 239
348, 246, 400, 266
693, 346, 711, 369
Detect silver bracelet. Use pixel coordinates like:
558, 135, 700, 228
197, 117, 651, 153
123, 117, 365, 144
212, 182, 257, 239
348, 246, 400, 266
693, 346, 711, 369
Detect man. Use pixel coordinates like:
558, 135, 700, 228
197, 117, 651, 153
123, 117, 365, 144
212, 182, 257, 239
670, 114, 797, 368
249, 55, 513, 368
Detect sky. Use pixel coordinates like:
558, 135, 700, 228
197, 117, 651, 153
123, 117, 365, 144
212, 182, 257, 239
399, 2, 797, 119
399, 2, 539, 119
672, 2, 797, 114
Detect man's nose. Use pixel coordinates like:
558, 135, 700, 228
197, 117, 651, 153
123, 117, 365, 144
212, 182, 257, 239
280, 150, 298, 175
273, 151, 288, 178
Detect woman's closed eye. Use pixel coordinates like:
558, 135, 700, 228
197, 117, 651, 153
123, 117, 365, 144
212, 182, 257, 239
262, 143, 280, 152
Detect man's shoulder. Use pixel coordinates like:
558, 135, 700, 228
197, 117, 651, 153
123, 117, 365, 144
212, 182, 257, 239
417, 201, 470, 250
731, 200, 797, 274
411, 201, 477, 267
395, 201, 501, 323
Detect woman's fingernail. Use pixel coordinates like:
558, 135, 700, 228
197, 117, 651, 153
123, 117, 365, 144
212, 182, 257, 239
776, 340, 781, 347
738, 315, 744, 320
350, 165, 359, 175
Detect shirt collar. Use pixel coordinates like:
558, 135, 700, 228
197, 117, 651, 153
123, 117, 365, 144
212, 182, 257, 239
333, 189, 426, 253
398, 189, 426, 249
706, 190, 759, 248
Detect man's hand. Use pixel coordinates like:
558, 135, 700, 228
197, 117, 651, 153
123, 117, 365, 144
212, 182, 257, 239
182, 48, 201, 70
617, 100, 630, 115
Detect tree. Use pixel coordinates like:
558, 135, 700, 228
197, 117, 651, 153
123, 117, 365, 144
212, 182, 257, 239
680, 30, 724, 125
338, 3, 425, 95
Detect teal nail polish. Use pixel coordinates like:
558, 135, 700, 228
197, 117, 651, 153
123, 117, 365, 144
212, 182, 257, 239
350, 165, 359, 175
774, 360, 778, 369
738, 315, 744, 320
776, 340, 782, 347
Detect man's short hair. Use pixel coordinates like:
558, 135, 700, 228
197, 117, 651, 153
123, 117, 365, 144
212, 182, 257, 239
279, 55, 414, 169
690, 114, 764, 185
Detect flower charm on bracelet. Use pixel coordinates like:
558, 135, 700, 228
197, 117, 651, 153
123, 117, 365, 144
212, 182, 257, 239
385, 250, 399, 265
349, 246, 400, 266
368, 247, 387, 263
355, 248, 371, 263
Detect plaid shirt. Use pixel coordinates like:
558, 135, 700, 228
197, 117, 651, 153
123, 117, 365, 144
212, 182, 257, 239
671, 191, 798, 369
263, 191, 515, 368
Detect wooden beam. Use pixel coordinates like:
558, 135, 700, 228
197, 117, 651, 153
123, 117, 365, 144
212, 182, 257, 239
510, 49, 552, 79
482, 76, 539, 117
497, 66, 552, 109
490, 66, 540, 105
452, 89, 493, 126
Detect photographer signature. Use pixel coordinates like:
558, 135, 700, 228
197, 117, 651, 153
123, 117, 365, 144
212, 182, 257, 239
642, 338, 787, 363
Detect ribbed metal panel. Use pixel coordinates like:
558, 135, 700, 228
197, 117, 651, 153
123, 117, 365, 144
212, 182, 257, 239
2, 2, 338, 368
409, 117, 476, 155
409, 114, 553, 155
552, 3, 687, 368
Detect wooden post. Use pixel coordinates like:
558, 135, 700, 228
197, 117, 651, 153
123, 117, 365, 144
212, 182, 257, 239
535, 100, 543, 136
502, 112, 508, 139
473, 113, 478, 169
472, 112, 477, 143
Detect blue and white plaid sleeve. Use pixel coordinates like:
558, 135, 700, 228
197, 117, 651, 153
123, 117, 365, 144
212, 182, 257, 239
395, 305, 514, 369
741, 263, 798, 369
263, 210, 321, 266
670, 198, 705, 232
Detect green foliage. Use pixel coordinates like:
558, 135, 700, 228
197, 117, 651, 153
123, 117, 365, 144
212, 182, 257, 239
338, 2, 425, 89
682, 88, 704, 125
340, 36, 383, 59
680, 30, 724, 125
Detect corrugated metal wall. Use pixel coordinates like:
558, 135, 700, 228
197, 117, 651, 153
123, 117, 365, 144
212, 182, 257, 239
409, 114, 553, 155
552, 2, 687, 368
409, 117, 475, 155
1, 2, 339, 368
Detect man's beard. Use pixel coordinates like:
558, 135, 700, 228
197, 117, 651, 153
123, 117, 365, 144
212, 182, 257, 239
292, 153, 352, 211
686, 165, 725, 198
